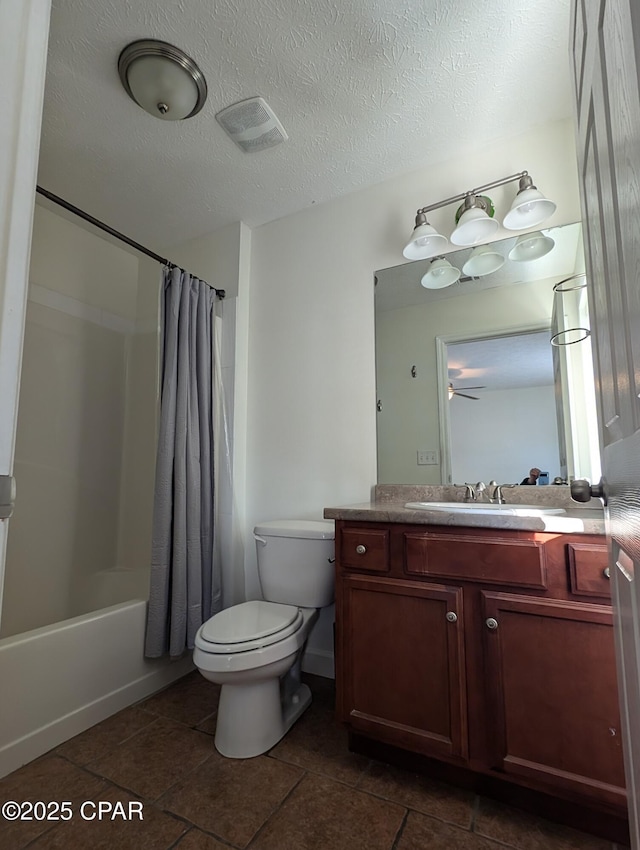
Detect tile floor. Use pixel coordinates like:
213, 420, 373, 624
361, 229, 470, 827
0, 672, 628, 850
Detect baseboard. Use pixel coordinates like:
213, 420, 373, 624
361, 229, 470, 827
0, 657, 194, 778
302, 647, 334, 679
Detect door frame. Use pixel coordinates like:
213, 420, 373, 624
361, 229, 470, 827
0, 0, 51, 618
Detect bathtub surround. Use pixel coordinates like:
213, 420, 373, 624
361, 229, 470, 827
145, 267, 221, 658
0, 209, 190, 778
1, 205, 156, 638
0, 600, 193, 778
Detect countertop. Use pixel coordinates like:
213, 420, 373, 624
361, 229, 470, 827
323, 485, 606, 535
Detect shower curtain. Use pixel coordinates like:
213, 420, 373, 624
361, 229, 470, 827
145, 266, 221, 658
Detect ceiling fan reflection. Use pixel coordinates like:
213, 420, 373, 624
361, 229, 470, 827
448, 382, 486, 400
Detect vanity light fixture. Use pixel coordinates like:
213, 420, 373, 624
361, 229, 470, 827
508, 231, 555, 262
502, 174, 557, 230
402, 213, 449, 260
450, 195, 499, 246
118, 39, 207, 120
421, 257, 461, 289
462, 244, 505, 277
403, 171, 556, 260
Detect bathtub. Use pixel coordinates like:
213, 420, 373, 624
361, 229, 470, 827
0, 599, 193, 778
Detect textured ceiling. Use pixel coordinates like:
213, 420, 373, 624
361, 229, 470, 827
448, 332, 554, 393
39, 0, 573, 251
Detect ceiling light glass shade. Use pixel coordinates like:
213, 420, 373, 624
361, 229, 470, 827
451, 207, 500, 245
502, 175, 556, 230
421, 257, 461, 289
450, 195, 499, 246
508, 232, 555, 262
462, 245, 505, 277
403, 214, 448, 260
118, 40, 207, 120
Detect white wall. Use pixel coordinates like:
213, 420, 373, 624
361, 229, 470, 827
243, 119, 581, 670
450, 385, 561, 484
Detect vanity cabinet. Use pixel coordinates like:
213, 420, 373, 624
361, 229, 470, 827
334, 520, 626, 816
481, 592, 624, 808
339, 574, 467, 760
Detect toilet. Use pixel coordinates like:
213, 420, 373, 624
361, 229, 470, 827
193, 519, 335, 758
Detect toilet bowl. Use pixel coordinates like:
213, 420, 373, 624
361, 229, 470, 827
193, 519, 334, 758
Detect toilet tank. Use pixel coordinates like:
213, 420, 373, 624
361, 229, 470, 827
254, 519, 335, 608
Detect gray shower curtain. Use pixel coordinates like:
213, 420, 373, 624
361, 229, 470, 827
145, 266, 221, 658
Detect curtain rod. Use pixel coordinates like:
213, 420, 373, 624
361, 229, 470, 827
35, 186, 225, 299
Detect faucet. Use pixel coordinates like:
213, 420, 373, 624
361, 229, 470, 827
492, 483, 517, 504
474, 482, 491, 502
462, 484, 476, 502
463, 482, 490, 502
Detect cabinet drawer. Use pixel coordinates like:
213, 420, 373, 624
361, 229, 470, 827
340, 528, 390, 573
567, 543, 611, 598
404, 533, 547, 589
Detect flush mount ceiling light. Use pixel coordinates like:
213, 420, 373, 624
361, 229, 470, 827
402, 171, 556, 260
118, 39, 207, 121
421, 257, 461, 289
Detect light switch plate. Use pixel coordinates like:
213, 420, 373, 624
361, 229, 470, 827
417, 450, 439, 465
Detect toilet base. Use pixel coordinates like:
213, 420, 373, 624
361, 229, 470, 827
215, 675, 312, 759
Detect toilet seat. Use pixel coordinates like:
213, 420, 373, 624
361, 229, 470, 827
197, 600, 304, 654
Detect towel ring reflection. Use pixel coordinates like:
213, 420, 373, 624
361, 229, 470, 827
550, 327, 591, 346
553, 272, 587, 293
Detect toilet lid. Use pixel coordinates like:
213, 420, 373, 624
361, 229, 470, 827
199, 600, 303, 651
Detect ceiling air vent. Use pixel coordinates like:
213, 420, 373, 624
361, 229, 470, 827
215, 96, 288, 153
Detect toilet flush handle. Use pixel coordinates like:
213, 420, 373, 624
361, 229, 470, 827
253, 533, 268, 546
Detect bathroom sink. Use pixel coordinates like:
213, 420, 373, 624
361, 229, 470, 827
404, 501, 566, 517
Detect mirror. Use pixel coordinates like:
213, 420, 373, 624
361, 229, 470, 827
375, 222, 601, 485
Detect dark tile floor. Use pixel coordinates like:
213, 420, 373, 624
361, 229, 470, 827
0, 672, 627, 850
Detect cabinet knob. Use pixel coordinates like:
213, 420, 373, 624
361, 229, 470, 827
603, 567, 611, 579
355, 544, 367, 555
446, 611, 458, 623
485, 617, 499, 630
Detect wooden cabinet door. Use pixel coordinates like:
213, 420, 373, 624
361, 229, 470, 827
337, 574, 467, 760
482, 591, 626, 809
